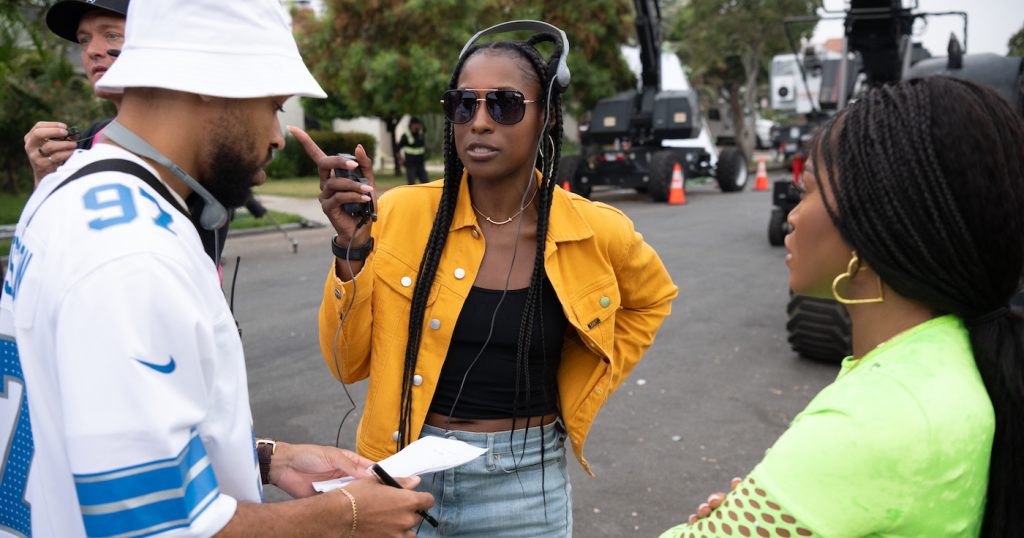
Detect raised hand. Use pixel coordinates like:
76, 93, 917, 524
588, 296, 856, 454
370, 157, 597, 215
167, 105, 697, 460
288, 126, 376, 247
24, 121, 78, 185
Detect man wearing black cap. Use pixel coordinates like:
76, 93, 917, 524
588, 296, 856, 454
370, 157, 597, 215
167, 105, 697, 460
22, 0, 128, 185
24, 0, 229, 263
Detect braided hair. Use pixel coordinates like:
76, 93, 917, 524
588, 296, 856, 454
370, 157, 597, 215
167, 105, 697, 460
396, 33, 566, 450
810, 76, 1024, 537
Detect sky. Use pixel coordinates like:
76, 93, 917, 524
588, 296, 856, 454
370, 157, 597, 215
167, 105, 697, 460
812, 0, 1024, 56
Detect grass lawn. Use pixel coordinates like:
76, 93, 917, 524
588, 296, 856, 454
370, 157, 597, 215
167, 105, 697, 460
0, 192, 304, 239
256, 172, 410, 199
0, 193, 29, 254
0, 193, 30, 225
230, 209, 306, 230
0, 166, 408, 255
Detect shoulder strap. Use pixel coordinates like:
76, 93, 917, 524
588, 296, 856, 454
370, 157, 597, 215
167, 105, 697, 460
77, 118, 113, 150
26, 159, 188, 228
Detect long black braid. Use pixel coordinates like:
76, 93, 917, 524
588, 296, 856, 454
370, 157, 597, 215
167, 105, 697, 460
396, 34, 566, 451
811, 76, 1024, 537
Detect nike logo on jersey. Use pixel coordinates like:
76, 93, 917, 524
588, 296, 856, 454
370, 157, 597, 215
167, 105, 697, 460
134, 356, 176, 374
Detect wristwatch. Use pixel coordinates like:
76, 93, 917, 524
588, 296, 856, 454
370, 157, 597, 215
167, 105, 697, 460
256, 438, 276, 485
332, 236, 374, 261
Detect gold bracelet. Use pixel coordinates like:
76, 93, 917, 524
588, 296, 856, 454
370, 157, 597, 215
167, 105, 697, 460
338, 488, 357, 537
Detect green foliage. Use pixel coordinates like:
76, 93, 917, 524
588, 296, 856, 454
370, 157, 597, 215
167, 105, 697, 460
256, 173, 408, 199
418, 113, 445, 162
0, 192, 30, 225
267, 130, 376, 179
480, 0, 639, 117
264, 141, 300, 179
228, 209, 305, 231
1010, 24, 1024, 57
296, 0, 636, 124
0, 3, 114, 193
672, 0, 817, 89
671, 0, 816, 154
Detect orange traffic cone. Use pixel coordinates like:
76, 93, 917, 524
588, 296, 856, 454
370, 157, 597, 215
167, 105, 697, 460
668, 163, 686, 205
754, 156, 769, 191
562, 180, 571, 192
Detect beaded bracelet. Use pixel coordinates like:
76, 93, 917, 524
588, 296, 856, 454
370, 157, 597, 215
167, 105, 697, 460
338, 488, 357, 537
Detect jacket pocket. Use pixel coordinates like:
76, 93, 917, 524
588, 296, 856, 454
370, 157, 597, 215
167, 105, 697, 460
373, 251, 439, 332
568, 277, 620, 357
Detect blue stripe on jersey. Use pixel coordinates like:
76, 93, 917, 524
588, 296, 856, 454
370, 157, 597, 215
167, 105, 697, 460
74, 433, 207, 505
73, 430, 220, 537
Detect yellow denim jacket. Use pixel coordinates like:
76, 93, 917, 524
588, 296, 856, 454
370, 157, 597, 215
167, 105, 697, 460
318, 171, 677, 474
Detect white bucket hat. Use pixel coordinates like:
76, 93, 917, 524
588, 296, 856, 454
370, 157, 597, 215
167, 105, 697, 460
95, 0, 326, 99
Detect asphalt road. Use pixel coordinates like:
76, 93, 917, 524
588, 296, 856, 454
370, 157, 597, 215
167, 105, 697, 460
226, 174, 838, 536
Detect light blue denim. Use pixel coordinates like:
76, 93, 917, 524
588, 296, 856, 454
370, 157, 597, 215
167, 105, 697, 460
414, 419, 573, 537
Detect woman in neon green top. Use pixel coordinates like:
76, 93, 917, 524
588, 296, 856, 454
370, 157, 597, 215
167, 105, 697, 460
662, 77, 1024, 537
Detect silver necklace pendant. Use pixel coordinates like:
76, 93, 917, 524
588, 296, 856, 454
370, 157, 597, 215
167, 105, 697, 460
471, 187, 538, 226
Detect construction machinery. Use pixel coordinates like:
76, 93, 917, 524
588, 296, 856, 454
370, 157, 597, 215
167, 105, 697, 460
559, 0, 748, 202
773, 0, 1024, 363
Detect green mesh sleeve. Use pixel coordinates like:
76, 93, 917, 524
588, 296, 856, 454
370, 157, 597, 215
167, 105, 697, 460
659, 477, 816, 538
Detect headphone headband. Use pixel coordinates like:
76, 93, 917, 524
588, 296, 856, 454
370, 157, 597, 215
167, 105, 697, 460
458, 20, 571, 90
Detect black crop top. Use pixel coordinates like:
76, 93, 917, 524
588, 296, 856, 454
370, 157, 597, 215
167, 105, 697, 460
429, 276, 567, 419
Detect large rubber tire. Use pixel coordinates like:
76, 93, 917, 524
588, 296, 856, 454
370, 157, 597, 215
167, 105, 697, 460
559, 155, 591, 199
786, 294, 851, 364
768, 207, 788, 246
715, 147, 748, 192
648, 150, 682, 203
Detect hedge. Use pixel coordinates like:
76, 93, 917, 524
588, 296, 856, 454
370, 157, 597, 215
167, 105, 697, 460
267, 130, 377, 179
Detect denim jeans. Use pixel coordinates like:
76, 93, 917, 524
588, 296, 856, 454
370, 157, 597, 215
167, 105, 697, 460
414, 419, 573, 537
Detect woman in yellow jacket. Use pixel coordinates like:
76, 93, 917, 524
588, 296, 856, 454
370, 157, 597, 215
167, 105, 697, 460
294, 25, 677, 536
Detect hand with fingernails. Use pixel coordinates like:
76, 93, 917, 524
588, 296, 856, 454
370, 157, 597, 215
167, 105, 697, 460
24, 121, 78, 186
687, 477, 741, 524
288, 125, 376, 280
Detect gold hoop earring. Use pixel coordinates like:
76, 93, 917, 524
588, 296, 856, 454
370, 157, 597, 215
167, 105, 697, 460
832, 251, 885, 305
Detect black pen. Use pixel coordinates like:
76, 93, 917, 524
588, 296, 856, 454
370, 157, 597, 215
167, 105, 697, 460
370, 463, 439, 528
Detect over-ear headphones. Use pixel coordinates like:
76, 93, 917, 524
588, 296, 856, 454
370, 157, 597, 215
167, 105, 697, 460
458, 20, 571, 91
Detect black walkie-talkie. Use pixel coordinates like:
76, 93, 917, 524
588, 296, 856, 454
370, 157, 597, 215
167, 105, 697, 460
334, 153, 376, 222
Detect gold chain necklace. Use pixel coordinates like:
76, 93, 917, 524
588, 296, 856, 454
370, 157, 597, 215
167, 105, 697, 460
471, 188, 538, 226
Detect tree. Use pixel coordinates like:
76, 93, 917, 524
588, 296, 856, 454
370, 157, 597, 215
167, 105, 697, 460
0, 2, 113, 193
484, 0, 638, 118
671, 0, 817, 158
1009, 23, 1024, 57
296, 0, 478, 174
295, 0, 636, 174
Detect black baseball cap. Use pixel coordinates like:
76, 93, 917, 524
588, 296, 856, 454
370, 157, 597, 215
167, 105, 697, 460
46, 0, 129, 43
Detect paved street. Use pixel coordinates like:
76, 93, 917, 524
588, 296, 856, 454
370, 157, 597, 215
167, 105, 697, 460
227, 174, 838, 536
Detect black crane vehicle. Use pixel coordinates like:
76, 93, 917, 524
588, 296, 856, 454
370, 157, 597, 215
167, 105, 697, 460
773, 0, 1024, 363
559, 0, 749, 202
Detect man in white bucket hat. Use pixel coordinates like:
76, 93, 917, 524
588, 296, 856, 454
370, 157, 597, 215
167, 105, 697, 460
0, 1, 432, 537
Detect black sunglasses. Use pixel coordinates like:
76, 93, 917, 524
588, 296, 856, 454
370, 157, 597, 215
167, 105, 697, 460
441, 89, 538, 125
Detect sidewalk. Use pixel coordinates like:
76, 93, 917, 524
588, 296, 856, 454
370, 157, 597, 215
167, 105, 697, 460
254, 194, 328, 226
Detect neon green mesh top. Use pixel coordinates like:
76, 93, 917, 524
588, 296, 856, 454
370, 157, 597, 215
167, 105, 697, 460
661, 315, 994, 537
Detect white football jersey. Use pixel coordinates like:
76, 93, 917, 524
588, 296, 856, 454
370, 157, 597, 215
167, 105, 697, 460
0, 144, 260, 537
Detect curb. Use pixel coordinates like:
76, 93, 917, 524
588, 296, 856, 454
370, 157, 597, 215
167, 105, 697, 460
227, 219, 325, 238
